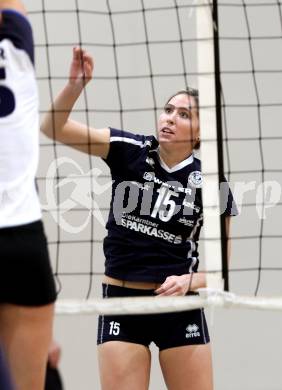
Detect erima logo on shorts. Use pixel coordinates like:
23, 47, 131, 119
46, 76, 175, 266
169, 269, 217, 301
185, 324, 200, 338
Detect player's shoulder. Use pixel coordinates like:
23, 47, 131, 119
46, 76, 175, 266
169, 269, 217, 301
0, 9, 34, 64
109, 127, 156, 147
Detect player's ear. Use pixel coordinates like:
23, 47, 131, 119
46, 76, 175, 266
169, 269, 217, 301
0, 1, 27, 16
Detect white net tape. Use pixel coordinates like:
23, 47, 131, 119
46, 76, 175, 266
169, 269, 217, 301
55, 289, 282, 315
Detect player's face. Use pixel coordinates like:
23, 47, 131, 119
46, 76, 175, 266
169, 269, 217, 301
158, 93, 199, 151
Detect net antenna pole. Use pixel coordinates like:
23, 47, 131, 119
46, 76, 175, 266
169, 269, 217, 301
196, 0, 227, 291
212, 0, 229, 291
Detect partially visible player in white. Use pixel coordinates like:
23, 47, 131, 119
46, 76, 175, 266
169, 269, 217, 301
0, 1, 56, 389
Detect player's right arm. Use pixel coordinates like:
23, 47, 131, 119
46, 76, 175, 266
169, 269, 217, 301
0, 0, 26, 14
41, 47, 110, 159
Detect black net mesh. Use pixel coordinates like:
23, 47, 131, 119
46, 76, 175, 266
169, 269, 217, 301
28, 0, 282, 299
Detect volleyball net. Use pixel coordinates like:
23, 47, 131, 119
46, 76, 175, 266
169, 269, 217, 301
30, 0, 282, 314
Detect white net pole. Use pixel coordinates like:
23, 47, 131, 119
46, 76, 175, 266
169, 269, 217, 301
196, 0, 223, 290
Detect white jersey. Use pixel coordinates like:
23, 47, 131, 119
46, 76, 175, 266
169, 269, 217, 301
0, 10, 41, 228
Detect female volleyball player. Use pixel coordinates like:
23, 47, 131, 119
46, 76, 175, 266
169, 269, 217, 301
41, 47, 237, 390
0, 1, 56, 389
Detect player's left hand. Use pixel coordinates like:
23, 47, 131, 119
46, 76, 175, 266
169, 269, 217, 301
69, 46, 94, 88
155, 274, 192, 296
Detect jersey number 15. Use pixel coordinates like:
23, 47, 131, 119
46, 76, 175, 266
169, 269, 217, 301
0, 67, 16, 117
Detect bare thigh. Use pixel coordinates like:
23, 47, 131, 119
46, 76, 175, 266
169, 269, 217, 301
98, 341, 151, 390
0, 303, 54, 390
159, 343, 213, 390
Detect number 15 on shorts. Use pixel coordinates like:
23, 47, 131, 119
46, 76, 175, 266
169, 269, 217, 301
109, 321, 120, 336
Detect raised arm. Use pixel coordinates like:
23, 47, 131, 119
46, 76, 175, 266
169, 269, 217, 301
41, 47, 110, 159
0, 0, 26, 14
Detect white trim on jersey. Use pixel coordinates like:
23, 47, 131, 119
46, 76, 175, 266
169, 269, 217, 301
158, 153, 194, 173
110, 136, 150, 148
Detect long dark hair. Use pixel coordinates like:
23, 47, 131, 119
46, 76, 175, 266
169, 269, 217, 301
165, 88, 200, 150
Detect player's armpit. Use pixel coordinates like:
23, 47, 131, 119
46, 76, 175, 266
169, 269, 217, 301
41, 116, 111, 159
61, 121, 111, 158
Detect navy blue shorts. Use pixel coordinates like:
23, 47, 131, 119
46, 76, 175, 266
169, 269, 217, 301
0, 220, 57, 306
97, 284, 210, 351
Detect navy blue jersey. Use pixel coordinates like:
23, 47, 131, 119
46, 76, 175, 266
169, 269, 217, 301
103, 128, 237, 283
